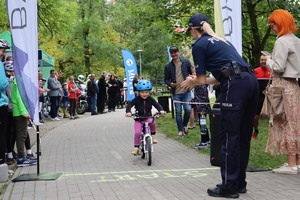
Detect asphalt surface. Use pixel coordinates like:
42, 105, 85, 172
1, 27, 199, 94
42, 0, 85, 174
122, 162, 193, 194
3, 109, 300, 200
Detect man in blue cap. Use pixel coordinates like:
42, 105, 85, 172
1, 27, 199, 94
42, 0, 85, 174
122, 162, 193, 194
182, 13, 258, 198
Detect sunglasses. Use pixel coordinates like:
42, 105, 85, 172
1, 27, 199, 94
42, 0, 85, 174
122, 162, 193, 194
169, 46, 179, 51
269, 23, 276, 28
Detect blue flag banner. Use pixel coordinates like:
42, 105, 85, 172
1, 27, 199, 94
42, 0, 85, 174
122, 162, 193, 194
167, 46, 172, 61
6, 0, 39, 124
121, 49, 138, 101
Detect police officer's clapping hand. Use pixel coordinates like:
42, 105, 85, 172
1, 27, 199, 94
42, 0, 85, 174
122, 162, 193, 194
180, 75, 197, 90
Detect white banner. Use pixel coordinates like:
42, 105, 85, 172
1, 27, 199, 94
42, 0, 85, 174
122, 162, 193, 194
6, 0, 39, 124
220, 0, 242, 55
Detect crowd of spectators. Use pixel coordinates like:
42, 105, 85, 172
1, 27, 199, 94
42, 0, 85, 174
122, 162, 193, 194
0, 36, 127, 167
0, 39, 38, 167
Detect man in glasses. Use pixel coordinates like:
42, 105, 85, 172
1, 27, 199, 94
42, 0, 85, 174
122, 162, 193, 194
164, 46, 193, 136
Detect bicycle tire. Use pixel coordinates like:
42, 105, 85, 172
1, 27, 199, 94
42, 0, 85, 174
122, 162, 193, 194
140, 135, 145, 159
146, 136, 152, 166
141, 147, 145, 159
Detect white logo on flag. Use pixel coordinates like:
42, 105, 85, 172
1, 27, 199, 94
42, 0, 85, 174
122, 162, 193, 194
126, 59, 133, 66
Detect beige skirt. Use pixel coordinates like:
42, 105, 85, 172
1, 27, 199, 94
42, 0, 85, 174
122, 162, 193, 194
265, 78, 300, 155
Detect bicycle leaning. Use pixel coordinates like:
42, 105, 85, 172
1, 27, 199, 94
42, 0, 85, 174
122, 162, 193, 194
132, 112, 161, 166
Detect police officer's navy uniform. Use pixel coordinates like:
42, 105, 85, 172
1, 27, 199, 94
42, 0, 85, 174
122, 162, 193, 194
192, 34, 259, 194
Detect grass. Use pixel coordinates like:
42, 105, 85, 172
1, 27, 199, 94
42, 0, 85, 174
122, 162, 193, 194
156, 112, 286, 170
0, 183, 8, 196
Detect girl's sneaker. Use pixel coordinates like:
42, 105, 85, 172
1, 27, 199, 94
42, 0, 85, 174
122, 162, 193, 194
151, 135, 157, 144
132, 147, 139, 156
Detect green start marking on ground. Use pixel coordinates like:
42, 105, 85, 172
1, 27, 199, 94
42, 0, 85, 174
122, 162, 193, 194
63, 167, 219, 183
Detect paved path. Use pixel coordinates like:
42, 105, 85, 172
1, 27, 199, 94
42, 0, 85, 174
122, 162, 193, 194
3, 109, 300, 200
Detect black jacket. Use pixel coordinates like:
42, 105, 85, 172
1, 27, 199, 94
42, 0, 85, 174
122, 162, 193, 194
126, 96, 163, 117
164, 57, 192, 94
87, 80, 99, 96
98, 75, 107, 95
107, 79, 118, 94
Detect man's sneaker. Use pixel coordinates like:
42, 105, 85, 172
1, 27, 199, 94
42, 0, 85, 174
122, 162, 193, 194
152, 135, 157, 144
183, 126, 189, 135
54, 117, 61, 121
26, 154, 37, 160
195, 142, 211, 149
178, 131, 184, 136
272, 163, 298, 175
132, 147, 140, 156
17, 157, 37, 167
193, 143, 202, 149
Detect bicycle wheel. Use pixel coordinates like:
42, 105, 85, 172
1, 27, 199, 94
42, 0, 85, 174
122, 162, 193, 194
140, 139, 145, 159
146, 136, 152, 166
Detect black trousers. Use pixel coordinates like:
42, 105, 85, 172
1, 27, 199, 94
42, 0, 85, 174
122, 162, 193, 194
50, 96, 60, 118
219, 72, 258, 193
69, 99, 76, 116
108, 92, 117, 110
6, 111, 15, 153
0, 106, 8, 163
97, 94, 106, 113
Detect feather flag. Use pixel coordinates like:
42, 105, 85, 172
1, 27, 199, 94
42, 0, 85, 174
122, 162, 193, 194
6, 0, 39, 124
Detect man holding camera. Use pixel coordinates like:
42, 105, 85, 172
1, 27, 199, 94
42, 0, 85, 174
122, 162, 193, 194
164, 46, 192, 136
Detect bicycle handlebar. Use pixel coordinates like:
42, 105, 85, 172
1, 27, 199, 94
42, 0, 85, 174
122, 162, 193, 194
132, 112, 161, 124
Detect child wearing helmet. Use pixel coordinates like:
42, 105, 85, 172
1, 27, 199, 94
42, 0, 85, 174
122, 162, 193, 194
125, 80, 165, 155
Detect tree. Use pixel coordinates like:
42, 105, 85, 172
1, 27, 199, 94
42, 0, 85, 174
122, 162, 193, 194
107, 0, 172, 84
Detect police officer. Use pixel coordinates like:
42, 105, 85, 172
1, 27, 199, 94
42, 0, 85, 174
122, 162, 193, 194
181, 13, 259, 198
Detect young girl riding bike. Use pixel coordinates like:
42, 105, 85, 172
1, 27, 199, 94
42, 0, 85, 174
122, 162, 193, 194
125, 80, 165, 155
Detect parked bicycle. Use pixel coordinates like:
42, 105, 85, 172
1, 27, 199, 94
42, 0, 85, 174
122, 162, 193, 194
133, 112, 161, 166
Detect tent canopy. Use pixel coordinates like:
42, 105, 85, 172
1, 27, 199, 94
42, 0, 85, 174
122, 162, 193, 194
0, 31, 54, 67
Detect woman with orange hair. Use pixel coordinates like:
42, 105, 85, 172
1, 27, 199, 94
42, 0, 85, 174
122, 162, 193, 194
265, 9, 300, 175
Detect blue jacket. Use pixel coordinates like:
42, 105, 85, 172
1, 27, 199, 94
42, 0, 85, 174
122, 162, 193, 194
164, 57, 192, 94
0, 62, 9, 106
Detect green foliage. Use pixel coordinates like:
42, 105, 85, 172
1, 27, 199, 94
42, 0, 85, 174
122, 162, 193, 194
0, 0, 9, 33
2, 0, 300, 83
